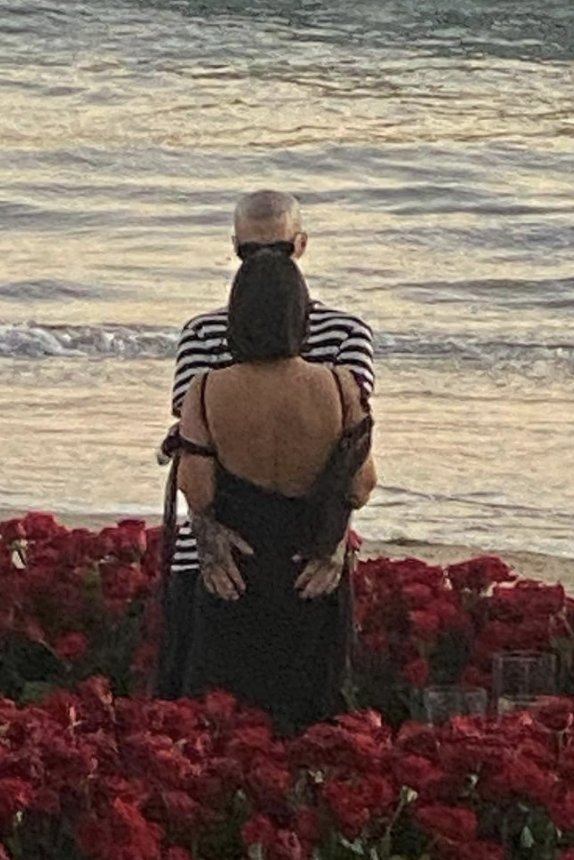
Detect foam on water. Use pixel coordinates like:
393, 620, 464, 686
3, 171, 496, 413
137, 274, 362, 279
1, 322, 573, 378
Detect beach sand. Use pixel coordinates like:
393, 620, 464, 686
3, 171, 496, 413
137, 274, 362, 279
4, 507, 574, 590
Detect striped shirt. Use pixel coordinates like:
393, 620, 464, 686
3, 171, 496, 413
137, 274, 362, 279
170, 301, 375, 574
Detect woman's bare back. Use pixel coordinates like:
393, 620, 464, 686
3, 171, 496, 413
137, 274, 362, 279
196, 358, 360, 497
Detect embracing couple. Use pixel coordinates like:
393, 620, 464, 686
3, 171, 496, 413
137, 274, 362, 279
157, 190, 377, 736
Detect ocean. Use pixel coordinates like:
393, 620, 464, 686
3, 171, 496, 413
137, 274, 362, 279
1, 0, 573, 556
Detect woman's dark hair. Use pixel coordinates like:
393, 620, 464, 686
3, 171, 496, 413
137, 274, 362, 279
227, 246, 310, 362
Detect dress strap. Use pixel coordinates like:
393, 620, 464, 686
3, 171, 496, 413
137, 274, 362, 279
178, 436, 216, 458
199, 372, 211, 434
177, 372, 217, 458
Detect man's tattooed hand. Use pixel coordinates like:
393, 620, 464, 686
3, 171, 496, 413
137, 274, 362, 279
293, 539, 347, 600
191, 512, 254, 601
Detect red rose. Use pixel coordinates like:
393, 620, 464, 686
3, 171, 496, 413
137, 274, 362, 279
415, 804, 477, 842
242, 814, 276, 848
77, 799, 163, 860
159, 791, 200, 828
559, 747, 574, 781
335, 709, 387, 735
433, 598, 470, 632
535, 697, 574, 733
510, 758, 557, 803
268, 831, 303, 860
22, 512, 63, 541
363, 775, 396, 811
448, 556, 515, 592
197, 756, 243, 804
54, 632, 89, 662
228, 726, 276, 764
410, 609, 441, 640
0, 545, 15, 578
494, 581, 565, 617
549, 789, 574, 832
293, 807, 322, 846
403, 657, 430, 688
403, 583, 434, 609
117, 519, 147, 555
515, 739, 555, 771
396, 722, 439, 758
0, 777, 32, 825
321, 779, 370, 839
0, 519, 25, 544
394, 558, 444, 588
30, 787, 61, 815
559, 852, 574, 860
203, 690, 238, 724
481, 758, 555, 805
0, 842, 11, 860
61, 528, 102, 566
323, 775, 395, 836
393, 755, 446, 796
162, 850, 194, 860
247, 759, 292, 804
79, 676, 113, 706
100, 561, 147, 602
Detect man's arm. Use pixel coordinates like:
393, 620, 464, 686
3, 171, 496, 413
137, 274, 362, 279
172, 320, 213, 418
170, 321, 253, 599
333, 317, 375, 397
295, 316, 375, 599
157, 320, 213, 464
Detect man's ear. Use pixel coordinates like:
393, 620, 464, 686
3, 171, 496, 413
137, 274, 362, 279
293, 231, 308, 259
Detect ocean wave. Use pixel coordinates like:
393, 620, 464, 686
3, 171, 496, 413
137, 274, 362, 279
0, 323, 179, 358
373, 331, 574, 368
1, 322, 574, 372
0, 279, 109, 302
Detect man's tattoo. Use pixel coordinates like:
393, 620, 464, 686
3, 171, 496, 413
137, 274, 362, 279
191, 512, 231, 573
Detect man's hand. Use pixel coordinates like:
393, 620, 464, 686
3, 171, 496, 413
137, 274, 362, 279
192, 513, 253, 601
294, 541, 347, 600
157, 422, 181, 465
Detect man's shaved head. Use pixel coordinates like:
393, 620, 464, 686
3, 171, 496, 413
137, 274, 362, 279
233, 190, 307, 258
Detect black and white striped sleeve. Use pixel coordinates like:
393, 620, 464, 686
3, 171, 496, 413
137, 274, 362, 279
171, 322, 211, 417
334, 318, 375, 396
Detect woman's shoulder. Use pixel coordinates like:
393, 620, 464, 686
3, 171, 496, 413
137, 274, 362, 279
331, 366, 371, 426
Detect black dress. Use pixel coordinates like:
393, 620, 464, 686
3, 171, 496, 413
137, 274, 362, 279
157, 370, 373, 735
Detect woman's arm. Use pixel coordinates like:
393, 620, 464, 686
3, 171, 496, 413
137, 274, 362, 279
177, 375, 253, 600
349, 452, 377, 508
335, 367, 378, 508
177, 375, 216, 514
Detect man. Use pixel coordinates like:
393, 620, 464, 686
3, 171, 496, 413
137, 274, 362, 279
157, 190, 374, 696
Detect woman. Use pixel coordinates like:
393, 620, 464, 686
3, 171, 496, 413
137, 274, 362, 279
171, 245, 376, 734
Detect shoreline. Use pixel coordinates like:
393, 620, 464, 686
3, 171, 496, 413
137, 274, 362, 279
3, 507, 574, 588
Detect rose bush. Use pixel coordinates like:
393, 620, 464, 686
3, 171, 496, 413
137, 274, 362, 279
0, 513, 161, 702
1, 513, 574, 859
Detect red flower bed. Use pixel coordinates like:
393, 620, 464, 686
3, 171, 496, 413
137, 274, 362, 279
1, 513, 574, 859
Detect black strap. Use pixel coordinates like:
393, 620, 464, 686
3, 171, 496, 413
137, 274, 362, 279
179, 436, 216, 458
199, 373, 212, 436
